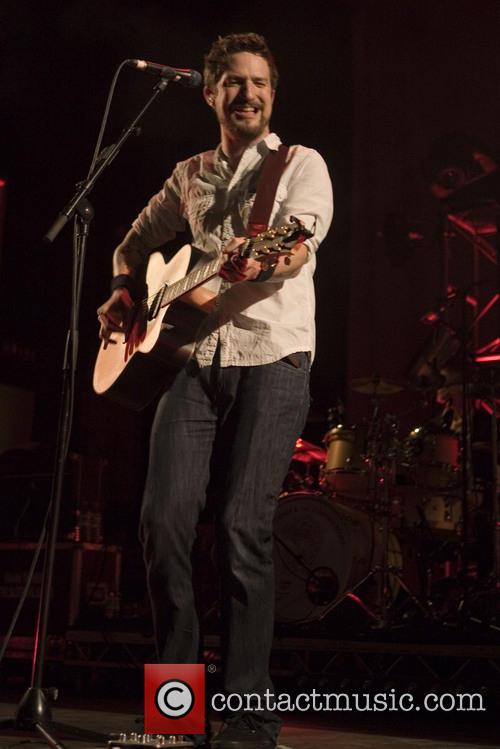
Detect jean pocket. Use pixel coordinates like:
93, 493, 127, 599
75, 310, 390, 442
277, 351, 310, 371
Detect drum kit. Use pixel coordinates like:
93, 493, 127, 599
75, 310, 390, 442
273, 374, 499, 632
273, 160, 500, 633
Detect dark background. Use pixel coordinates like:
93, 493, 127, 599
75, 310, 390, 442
0, 0, 498, 541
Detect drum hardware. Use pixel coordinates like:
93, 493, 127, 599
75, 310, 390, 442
408, 502, 462, 601
317, 458, 436, 629
327, 397, 347, 430
283, 437, 326, 493
292, 438, 327, 463
344, 393, 447, 626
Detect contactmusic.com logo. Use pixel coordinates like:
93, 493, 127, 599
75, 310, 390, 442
144, 664, 205, 734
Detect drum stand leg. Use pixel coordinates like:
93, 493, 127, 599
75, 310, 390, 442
319, 465, 437, 629
317, 560, 435, 628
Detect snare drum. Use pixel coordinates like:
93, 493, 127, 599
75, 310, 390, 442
322, 425, 370, 501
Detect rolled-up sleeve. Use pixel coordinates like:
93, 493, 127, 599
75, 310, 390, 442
277, 147, 334, 256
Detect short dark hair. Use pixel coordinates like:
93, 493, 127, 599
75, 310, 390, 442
204, 32, 279, 90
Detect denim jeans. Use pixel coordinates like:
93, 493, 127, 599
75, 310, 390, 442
140, 350, 310, 738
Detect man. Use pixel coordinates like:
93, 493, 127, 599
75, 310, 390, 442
98, 33, 333, 749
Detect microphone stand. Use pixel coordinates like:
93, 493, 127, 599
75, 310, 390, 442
44, 76, 170, 244
1, 76, 171, 749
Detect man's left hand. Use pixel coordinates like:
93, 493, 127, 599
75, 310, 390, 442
219, 236, 262, 283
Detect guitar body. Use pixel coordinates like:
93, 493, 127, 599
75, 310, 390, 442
93, 245, 202, 411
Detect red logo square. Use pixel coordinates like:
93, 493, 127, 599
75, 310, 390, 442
144, 664, 205, 735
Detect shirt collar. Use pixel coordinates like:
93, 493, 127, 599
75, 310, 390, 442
214, 132, 282, 173
261, 132, 281, 151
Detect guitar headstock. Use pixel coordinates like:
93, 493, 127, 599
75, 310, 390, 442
241, 216, 314, 260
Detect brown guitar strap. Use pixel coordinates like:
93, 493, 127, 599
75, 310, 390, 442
247, 143, 290, 237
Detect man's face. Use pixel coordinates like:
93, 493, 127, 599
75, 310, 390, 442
206, 51, 275, 143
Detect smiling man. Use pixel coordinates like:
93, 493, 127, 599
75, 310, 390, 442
207, 48, 275, 150
97, 33, 333, 749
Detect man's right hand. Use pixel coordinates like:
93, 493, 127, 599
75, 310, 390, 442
97, 288, 135, 348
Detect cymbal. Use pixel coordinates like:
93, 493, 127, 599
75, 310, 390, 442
292, 438, 326, 463
351, 376, 403, 396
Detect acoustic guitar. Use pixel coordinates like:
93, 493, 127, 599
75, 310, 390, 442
93, 217, 312, 410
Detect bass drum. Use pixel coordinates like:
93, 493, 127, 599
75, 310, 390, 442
273, 492, 403, 625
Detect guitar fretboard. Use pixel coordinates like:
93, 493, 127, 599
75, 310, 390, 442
147, 253, 222, 320
162, 254, 222, 306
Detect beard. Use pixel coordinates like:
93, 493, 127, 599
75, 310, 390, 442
223, 109, 271, 141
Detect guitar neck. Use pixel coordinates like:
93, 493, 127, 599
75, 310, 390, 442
149, 217, 310, 316
160, 252, 222, 308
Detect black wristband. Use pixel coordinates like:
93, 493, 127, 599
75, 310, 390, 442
110, 274, 137, 296
249, 265, 276, 283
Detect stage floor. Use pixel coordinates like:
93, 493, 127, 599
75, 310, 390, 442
0, 702, 497, 749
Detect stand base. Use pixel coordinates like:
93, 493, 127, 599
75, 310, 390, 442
320, 564, 437, 630
0, 687, 108, 746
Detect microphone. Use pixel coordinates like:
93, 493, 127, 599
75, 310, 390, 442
126, 59, 202, 88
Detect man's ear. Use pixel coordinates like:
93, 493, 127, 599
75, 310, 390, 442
203, 86, 215, 107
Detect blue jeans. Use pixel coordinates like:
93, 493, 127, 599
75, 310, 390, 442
140, 350, 310, 737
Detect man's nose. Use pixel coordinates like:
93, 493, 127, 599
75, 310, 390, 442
241, 79, 257, 98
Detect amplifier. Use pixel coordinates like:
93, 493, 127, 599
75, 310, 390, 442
0, 542, 121, 634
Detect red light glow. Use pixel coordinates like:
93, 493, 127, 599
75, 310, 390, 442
422, 310, 440, 324
466, 295, 477, 307
475, 294, 499, 325
476, 338, 500, 358
476, 355, 500, 363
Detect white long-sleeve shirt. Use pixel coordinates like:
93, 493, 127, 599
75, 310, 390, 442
127, 132, 334, 367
